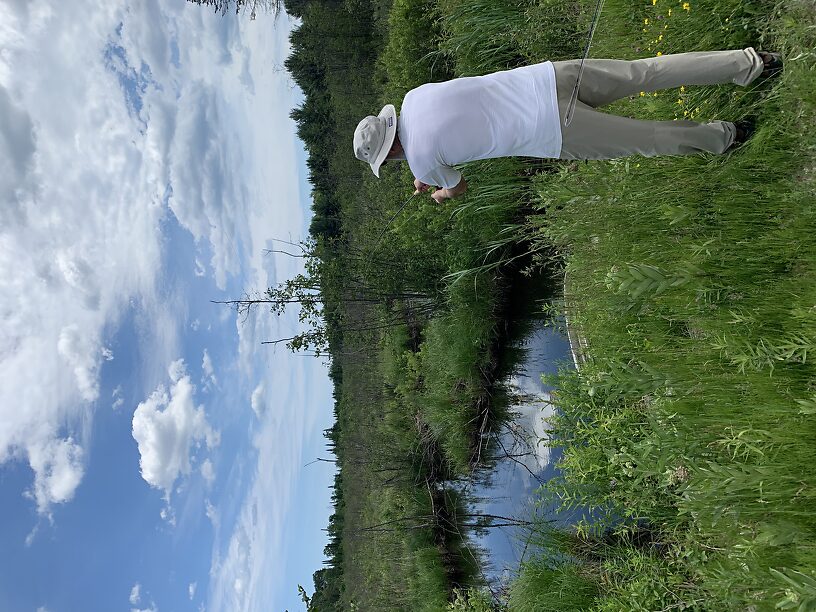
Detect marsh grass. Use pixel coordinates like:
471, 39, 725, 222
357, 0, 815, 607
519, 0, 816, 607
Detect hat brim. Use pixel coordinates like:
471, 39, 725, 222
370, 104, 397, 178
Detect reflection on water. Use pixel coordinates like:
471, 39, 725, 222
466, 317, 575, 585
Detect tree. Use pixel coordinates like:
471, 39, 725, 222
185, 0, 281, 19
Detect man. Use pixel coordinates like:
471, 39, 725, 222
353, 48, 782, 202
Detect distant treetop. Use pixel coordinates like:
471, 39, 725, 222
185, 0, 281, 19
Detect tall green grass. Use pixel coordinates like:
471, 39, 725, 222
362, 0, 815, 607
520, 0, 816, 608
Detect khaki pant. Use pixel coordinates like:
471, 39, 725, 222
553, 48, 763, 159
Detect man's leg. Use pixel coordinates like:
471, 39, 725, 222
553, 49, 763, 108
551, 52, 760, 159
557, 100, 735, 159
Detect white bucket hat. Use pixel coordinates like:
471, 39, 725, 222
353, 104, 397, 178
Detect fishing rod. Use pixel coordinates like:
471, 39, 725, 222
563, 0, 606, 127
373, 191, 420, 248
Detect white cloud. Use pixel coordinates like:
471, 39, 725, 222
194, 258, 207, 277
160, 505, 176, 527
201, 458, 216, 487
208, 358, 332, 611
24, 437, 85, 515
189, 582, 197, 600
0, 0, 169, 516
25, 524, 39, 547
132, 359, 219, 498
112, 385, 124, 410
168, 358, 187, 385
129, 583, 141, 605
2, 14, 316, 611
57, 325, 102, 403
202, 349, 217, 390
205, 498, 219, 530
250, 384, 265, 419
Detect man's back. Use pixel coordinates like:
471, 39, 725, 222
399, 63, 561, 187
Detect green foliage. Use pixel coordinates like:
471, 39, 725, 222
436, 0, 583, 77
522, 0, 816, 607
447, 587, 499, 611
378, 0, 452, 104
508, 558, 598, 611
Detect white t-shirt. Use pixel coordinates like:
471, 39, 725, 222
398, 62, 562, 188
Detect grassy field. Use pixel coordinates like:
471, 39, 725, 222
293, 0, 815, 606
381, 0, 816, 607
509, 0, 816, 609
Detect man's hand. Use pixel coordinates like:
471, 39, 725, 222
413, 179, 430, 194
431, 188, 451, 204
430, 177, 467, 203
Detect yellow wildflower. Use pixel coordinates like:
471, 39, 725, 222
652, 0, 657, 5
682, 2, 690, 10
644, 17, 649, 24
640, 91, 646, 96
658, 34, 663, 40
668, 7, 672, 15
680, 85, 685, 92
677, 98, 683, 104
656, 51, 663, 56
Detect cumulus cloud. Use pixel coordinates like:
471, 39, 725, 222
0, 0, 169, 516
129, 583, 141, 605
57, 325, 102, 403
0, 84, 36, 226
168, 358, 187, 384
189, 582, 197, 600
132, 360, 219, 498
25, 437, 85, 515
1, 0, 312, 576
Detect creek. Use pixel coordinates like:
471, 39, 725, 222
463, 315, 579, 587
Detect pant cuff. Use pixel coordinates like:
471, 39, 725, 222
740, 47, 764, 86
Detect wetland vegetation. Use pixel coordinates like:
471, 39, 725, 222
276, 0, 816, 608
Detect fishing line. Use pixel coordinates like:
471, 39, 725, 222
373, 191, 419, 249
564, 0, 606, 127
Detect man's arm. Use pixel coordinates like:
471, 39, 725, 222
431, 176, 468, 203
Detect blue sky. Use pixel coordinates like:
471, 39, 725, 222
0, 1, 335, 611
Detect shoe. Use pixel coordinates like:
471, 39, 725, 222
757, 50, 783, 79
730, 118, 756, 150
